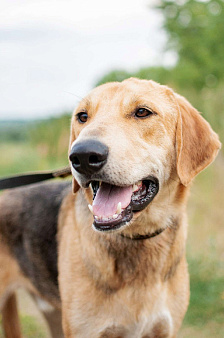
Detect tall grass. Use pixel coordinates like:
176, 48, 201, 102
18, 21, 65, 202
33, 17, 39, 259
0, 114, 71, 177
0, 315, 46, 338
28, 114, 71, 161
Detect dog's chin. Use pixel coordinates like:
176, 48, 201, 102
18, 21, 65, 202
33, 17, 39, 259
86, 177, 159, 233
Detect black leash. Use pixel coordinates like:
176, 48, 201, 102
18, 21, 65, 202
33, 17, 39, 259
0, 166, 71, 190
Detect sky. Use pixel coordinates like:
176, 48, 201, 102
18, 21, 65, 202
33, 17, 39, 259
0, 0, 172, 120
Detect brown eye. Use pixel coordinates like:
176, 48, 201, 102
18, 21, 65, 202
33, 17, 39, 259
135, 108, 153, 118
77, 112, 88, 123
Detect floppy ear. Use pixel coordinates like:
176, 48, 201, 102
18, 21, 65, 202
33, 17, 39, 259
175, 94, 221, 186
69, 124, 80, 194
72, 178, 80, 194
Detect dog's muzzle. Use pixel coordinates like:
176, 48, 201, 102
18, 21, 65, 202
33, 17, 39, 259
69, 139, 159, 232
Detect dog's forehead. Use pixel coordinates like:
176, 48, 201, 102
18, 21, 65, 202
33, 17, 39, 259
79, 78, 175, 115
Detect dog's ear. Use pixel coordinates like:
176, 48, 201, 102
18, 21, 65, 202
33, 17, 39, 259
69, 126, 80, 194
72, 177, 80, 194
175, 94, 221, 186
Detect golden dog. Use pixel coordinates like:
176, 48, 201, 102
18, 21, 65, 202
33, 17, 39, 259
0, 78, 221, 337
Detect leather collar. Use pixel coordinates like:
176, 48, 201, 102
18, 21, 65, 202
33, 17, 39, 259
120, 227, 166, 240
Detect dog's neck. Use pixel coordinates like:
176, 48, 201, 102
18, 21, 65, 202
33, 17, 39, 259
73, 188, 187, 294
82, 217, 184, 294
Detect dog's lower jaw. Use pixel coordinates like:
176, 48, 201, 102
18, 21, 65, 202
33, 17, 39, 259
92, 216, 135, 235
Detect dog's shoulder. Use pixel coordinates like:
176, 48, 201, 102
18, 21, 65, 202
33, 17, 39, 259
0, 180, 71, 303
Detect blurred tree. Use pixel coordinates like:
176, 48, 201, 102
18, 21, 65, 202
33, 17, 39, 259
97, 70, 131, 85
157, 0, 224, 89
97, 0, 224, 91
96, 67, 171, 87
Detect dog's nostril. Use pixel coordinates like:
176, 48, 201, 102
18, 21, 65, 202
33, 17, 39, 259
73, 157, 80, 165
89, 155, 100, 164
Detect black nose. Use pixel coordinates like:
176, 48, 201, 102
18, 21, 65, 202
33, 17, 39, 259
69, 140, 109, 175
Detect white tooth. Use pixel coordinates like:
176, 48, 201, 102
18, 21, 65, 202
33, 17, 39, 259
102, 217, 108, 221
88, 204, 93, 214
132, 184, 138, 192
116, 202, 122, 215
113, 214, 118, 219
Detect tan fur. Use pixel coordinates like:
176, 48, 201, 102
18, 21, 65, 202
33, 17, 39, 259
59, 78, 220, 337
0, 78, 221, 337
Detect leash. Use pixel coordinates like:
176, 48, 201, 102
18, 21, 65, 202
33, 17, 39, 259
0, 166, 71, 190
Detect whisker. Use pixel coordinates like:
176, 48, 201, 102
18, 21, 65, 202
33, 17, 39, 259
63, 91, 85, 101
63, 91, 91, 105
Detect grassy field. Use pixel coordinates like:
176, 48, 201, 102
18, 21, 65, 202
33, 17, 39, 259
181, 155, 224, 337
0, 117, 223, 337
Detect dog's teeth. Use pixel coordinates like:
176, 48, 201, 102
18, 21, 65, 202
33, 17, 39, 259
113, 214, 118, 219
102, 217, 108, 221
132, 184, 138, 192
116, 202, 122, 215
99, 181, 102, 186
95, 216, 98, 220
88, 204, 93, 214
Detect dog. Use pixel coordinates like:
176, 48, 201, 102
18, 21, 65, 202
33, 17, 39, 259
0, 78, 221, 337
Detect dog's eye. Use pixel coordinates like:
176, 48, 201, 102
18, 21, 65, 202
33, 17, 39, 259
135, 108, 153, 119
77, 112, 88, 123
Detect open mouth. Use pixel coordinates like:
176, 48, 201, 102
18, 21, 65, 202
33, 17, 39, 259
88, 177, 159, 232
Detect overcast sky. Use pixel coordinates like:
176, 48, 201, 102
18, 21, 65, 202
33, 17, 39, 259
0, 0, 173, 120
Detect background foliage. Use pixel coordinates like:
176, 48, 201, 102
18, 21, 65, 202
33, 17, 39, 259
0, 0, 223, 336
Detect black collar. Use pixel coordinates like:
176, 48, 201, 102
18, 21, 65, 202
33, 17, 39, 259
120, 227, 166, 240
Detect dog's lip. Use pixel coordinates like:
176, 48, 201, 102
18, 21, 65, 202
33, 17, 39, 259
86, 175, 158, 189
90, 176, 159, 232
93, 204, 133, 232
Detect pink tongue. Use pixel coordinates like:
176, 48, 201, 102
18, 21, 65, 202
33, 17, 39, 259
92, 183, 132, 217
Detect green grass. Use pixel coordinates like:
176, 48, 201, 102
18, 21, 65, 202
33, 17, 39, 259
0, 141, 69, 177
180, 266, 224, 337
0, 314, 46, 338
184, 258, 224, 326
179, 155, 224, 336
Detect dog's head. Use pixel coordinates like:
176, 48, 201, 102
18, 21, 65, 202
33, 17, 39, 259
69, 78, 221, 233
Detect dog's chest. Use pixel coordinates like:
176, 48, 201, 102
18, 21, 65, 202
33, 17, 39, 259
99, 311, 172, 338
69, 289, 172, 338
